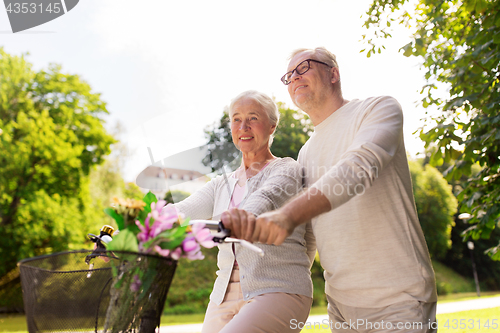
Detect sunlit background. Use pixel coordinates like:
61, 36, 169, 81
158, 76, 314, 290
1, 0, 428, 182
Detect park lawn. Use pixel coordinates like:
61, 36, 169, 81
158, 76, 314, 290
2, 296, 499, 332
0, 314, 25, 333
437, 291, 500, 303
160, 312, 205, 325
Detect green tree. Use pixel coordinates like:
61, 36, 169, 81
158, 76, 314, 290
271, 102, 313, 160
422, 152, 500, 289
362, 0, 500, 259
409, 160, 458, 259
86, 123, 145, 232
443, 214, 500, 291
123, 182, 146, 201
0, 48, 116, 277
164, 190, 191, 204
202, 108, 240, 172
203, 103, 313, 170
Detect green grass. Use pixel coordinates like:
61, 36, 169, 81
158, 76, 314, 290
3, 293, 498, 332
0, 314, 26, 333
438, 291, 500, 303
160, 312, 205, 325
432, 260, 478, 295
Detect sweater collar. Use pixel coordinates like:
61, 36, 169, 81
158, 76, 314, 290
314, 99, 358, 132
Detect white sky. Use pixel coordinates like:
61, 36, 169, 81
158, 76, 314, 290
0, 0, 428, 182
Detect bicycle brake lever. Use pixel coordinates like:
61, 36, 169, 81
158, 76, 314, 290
189, 220, 264, 256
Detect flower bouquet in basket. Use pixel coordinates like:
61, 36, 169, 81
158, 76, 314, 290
100, 192, 214, 333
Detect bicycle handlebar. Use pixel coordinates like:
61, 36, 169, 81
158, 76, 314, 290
189, 220, 264, 257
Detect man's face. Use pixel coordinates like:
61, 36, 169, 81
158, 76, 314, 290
286, 52, 332, 112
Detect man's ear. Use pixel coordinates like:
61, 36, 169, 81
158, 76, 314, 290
330, 67, 340, 84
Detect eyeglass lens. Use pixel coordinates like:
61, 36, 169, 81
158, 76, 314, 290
283, 60, 310, 84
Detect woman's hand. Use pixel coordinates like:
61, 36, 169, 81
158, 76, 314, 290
221, 208, 256, 241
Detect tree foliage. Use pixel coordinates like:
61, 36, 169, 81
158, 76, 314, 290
203, 103, 313, 170
409, 160, 458, 259
202, 108, 240, 172
164, 190, 191, 204
443, 215, 500, 290
271, 102, 313, 160
363, 0, 500, 259
0, 48, 116, 277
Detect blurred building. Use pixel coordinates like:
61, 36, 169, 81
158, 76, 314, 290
136, 166, 210, 200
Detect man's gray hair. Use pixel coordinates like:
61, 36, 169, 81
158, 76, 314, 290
289, 47, 339, 69
229, 90, 280, 146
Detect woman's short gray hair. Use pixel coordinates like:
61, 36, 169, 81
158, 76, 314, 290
229, 90, 280, 146
289, 47, 339, 69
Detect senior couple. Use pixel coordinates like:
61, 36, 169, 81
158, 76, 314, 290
172, 47, 437, 333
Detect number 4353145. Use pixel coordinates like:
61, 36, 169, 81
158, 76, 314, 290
6, 3, 62, 14
443, 319, 498, 329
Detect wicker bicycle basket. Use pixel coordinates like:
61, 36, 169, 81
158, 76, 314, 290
18, 250, 177, 333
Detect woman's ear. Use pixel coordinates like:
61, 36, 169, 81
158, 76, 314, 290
270, 124, 277, 135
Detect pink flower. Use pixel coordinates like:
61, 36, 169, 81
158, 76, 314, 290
154, 245, 171, 257
170, 248, 182, 260
186, 249, 204, 260
149, 203, 182, 238
136, 203, 182, 248
182, 237, 199, 252
155, 202, 180, 223
135, 201, 211, 261
150, 200, 167, 221
154, 245, 182, 260
190, 223, 215, 249
182, 236, 204, 260
136, 215, 153, 244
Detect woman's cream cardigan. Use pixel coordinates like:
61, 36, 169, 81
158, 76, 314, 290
174, 157, 315, 305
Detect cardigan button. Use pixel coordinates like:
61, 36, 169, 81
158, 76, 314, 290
245, 294, 249, 298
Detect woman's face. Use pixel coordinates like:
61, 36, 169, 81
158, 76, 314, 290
230, 98, 275, 156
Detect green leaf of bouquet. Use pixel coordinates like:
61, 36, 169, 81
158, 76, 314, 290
180, 217, 191, 227
106, 229, 139, 252
156, 225, 187, 241
159, 238, 184, 250
172, 225, 188, 237
137, 209, 149, 224
141, 236, 159, 250
104, 208, 125, 230
126, 222, 141, 235
142, 192, 157, 213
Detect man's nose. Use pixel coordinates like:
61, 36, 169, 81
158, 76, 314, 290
290, 70, 301, 82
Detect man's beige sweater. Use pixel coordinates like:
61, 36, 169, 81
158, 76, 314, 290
299, 96, 437, 308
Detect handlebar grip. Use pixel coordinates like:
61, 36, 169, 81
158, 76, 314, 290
238, 239, 265, 257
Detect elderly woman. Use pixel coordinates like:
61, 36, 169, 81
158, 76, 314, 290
173, 90, 315, 333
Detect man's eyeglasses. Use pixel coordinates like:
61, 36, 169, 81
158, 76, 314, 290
281, 59, 332, 85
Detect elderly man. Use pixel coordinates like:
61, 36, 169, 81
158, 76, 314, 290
222, 47, 437, 333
